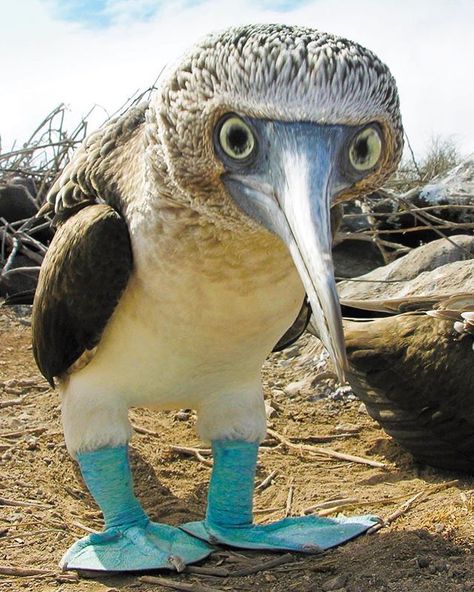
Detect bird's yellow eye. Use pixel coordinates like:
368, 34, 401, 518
218, 116, 256, 161
348, 126, 382, 172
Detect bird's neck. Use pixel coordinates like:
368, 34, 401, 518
128, 194, 298, 295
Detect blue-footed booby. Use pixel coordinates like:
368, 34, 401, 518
32, 24, 403, 572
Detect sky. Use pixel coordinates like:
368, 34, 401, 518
1, 0, 473, 158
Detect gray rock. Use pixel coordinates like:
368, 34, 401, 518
338, 235, 474, 302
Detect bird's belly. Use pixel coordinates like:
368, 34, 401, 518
66, 245, 304, 410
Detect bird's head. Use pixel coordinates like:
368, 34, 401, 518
150, 24, 403, 379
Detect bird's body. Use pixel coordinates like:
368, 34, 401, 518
63, 200, 303, 450
338, 237, 474, 472
345, 301, 474, 472
31, 24, 403, 571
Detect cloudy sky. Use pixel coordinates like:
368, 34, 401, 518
2, 0, 473, 158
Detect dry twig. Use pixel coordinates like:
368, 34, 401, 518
367, 479, 459, 534
256, 469, 278, 491
266, 428, 385, 468
140, 575, 226, 592
170, 445, 213, 467
0, 566, 55, 577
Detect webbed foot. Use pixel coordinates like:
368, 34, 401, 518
181, 440, 377, 553
61, 520, 213, 572
181, 514, 377, 552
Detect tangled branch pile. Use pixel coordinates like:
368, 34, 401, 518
0, 105, 91, 298
1, 106, 472, 300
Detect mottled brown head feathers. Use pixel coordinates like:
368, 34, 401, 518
154, 24, 403, 203
49, 24, 403, 226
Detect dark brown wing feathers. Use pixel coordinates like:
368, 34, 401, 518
32, 204, 132, 386
273, 298, 311, 352
345, 313, 474, 472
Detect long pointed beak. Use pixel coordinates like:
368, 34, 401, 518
277, 145, 348, 380
225, 122, 349, 380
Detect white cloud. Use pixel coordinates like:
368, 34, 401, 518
1, 0, 473, 157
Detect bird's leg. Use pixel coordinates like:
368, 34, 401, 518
181, 440, 377, 552
61, 445, 213, 571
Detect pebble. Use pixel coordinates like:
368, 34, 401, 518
284, 377, 312, 396
321, 574, 347, 591
265, 401, 277, 419
175, 409, 191, 421
26, 437, 38, 450
264, 573, 277, 582
416, 556, 430, 568
358, 402, 368, 414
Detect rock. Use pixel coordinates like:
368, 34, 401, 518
321, 574, 347, 591
333, 238, 384, 279
0, 258, 40, 298
416, 556, 430, 568
284, 377, 312, 396
0, 181, 38, 223
265, 400, 277, 419
338, 235, 474, 303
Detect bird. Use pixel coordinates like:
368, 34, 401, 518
338, 237, 474, 473
31, 24, 403, 572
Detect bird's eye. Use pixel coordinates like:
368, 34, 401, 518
217, 115, 256, 161
348, 126, 382, 172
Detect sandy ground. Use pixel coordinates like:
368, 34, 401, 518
1, 304, 474, 592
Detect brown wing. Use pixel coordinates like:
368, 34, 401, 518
345, 314, 474, 472
32, 204, 132, 386
31, 103, 149, 386
272, 299, 311, 352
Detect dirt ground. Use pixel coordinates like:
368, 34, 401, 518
1, 304, 474, 592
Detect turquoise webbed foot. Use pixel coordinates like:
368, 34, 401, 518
181, 514, 377, 553
180, 440, 377, 553
64, 445, 213, 572
61, 520, 212, 571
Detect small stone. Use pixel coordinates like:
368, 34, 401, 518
322, 574, 347, 591
284, 379, 310, 396
265, 400, 277, 419
175, 409, 191, 421
358, 402, 368, 414
264, 573, 277, 582
434, 522, 445, 533
416, 556, 430, 568
26, 437, 38, 450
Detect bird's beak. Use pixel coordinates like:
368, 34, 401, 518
224, 121, 349, 380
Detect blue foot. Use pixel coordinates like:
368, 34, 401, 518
61, 521, 213, 572
180, 440, 377, 553
66, 445, 213, 572
181, 514, 378, 553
